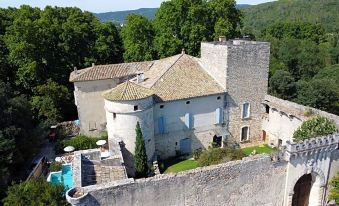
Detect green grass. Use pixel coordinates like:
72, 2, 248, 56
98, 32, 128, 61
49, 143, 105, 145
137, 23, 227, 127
241, 144, 277, 156
162, 159, 198, 174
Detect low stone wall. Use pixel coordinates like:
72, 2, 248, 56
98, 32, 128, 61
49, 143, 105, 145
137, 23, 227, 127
68, 155, 287, 206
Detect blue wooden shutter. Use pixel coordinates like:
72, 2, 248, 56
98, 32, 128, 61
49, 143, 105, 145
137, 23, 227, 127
159, 116, 165, 134
215, 108, 223, 124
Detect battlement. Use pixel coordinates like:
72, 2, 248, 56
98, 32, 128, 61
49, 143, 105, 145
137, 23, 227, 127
284, 133, 339, 160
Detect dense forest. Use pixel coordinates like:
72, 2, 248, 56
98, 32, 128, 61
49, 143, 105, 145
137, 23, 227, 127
242, 0, 339, 35
0, 0, 338, 202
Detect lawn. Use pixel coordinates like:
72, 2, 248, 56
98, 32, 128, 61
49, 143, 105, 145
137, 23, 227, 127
161, 159, 198, 174
241, 144, 277, 156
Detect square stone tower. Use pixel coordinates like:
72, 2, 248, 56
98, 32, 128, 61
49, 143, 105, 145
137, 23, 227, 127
200, 39, 270, 143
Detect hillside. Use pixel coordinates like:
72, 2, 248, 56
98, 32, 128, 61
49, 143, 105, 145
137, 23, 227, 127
242, 0, 339, 34
94, 4, 251, 23
94, 8, 157, 23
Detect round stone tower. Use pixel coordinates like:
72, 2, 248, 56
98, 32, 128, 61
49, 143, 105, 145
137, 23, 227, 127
103, 81, 155, 176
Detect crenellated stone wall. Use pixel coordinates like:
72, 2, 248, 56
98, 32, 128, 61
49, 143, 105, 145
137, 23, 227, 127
282, 134, 339, 206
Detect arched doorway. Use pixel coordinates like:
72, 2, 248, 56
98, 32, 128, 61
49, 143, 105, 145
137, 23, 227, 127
292, 174, 312, 206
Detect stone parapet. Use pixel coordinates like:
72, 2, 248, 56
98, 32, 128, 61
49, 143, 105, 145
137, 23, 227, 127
284, 133, 339, 160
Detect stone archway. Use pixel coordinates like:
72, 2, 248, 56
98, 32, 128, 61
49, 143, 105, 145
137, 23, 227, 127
289, 170, 326, 206
292, 174, 312, 206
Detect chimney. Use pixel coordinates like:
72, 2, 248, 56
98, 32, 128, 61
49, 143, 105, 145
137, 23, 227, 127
181, 48, 185, 54
74, 66, 78, 74
92, 63, 95, 67
219, 36, 226, 42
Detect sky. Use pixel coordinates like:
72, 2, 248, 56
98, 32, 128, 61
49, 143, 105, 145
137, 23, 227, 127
0, 0, 275, 13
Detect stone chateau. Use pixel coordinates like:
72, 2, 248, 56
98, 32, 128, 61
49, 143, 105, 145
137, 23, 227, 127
67, 38, 339, 206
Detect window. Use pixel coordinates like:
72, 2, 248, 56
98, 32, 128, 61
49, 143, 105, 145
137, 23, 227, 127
186, 101, 190, 104
242, 102, 250, 119
185, 113, 192, 129
265, 105, 270, 114
213, 135, 222, 148
217, 96, 221, 100
158, 116, 165, 134
113, 113, 116, 119
134, 105, 138, 111
241, 126, 249, 142
160, 105, 164, 109
215, 107, 223, 124
89, 121, 97, 131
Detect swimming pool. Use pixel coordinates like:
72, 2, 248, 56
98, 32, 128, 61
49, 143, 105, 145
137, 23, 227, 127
47, 164, 73, 190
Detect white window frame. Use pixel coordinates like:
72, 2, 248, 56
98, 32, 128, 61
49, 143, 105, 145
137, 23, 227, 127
241, 102, 251, 119
240, 126, 250, 142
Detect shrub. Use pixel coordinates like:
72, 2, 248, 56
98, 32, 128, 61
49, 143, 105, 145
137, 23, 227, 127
293, 116, 338, 141
3, 178, 69, 206
49, 161, 62, 172
197, 147, 246, 167
55, 134, 108, 154
193, 148, 203, 160
329, 172, 339, 204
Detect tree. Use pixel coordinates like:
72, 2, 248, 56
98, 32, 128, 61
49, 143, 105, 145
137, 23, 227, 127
121, 14, 156, 62
269, 70, 296, 100
293, 116, 338, 141
154, 0, 241, 57
295, 79, 339, 115
31, 79, 72, 125
3, 178, 69, 206
0, 81, 39, 199
329, 172, 339, 204
134, 122, 148, 178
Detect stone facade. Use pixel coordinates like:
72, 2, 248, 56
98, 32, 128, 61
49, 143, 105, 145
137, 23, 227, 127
67, 155, 286, 206
74, 77, 134, 136
200, 40, 270, 143
74, 79, 118, 135
102, 40, 270, 170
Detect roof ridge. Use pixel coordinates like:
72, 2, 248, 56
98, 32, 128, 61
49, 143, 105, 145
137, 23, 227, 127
150, 54, 184, 88
121, 81, 130, 100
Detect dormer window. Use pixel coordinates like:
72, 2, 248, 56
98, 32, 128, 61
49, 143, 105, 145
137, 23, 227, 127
136, 73, 145, 83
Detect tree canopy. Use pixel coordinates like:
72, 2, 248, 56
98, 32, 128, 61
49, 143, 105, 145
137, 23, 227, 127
154, 0, 241, 57
121, 14, 156, 62
293, 116, 338, 142
3, 178, 69, 206
0, 5, 124, 200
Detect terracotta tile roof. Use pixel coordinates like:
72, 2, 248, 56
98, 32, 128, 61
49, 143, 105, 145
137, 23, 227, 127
102, 54, 224, 102
69, 61, 153, 82
149, 54, 224, 102
103, 81, 153, 101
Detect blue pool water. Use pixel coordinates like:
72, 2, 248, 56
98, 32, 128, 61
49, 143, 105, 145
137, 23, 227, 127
49, 164, 73, 190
